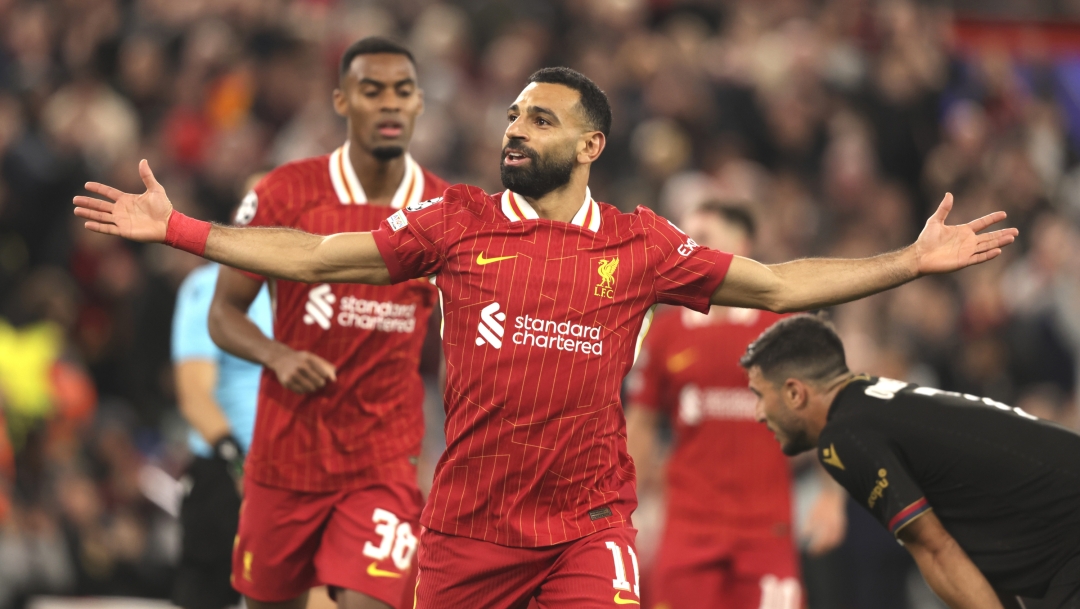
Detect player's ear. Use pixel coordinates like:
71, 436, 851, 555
577, 131, 605, 165
416, 87, 425, 117
332, 86, 348, 117
783, 378, 808, 410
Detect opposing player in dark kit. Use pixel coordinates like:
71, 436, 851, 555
743, 314, 1080, 609
204, 37, 448, 609
75, 67, 1016, 608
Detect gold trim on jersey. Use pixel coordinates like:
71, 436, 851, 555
500, 189, 601, 232
328, 142, 425, 209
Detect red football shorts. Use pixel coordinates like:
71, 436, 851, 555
232, 475, 422, 607
414, 526, 641, 609
646, 527, 802, 609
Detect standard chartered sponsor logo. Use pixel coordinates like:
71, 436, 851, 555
337, 296, 416, 332
678, 384, 757, 425
302, 285, 416, 333
475, 302, 505, 348
474, 303, 604, 355
303, 284, 336, 329
512, 314, 604, 355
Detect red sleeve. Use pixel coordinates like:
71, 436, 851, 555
642, 208, 734, 313
625, 314, 669, 412
370, 198, 448, 284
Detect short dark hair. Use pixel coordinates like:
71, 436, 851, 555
740, 314, 849, 385
695, 201, 756, 240
339, 37, 416, 78
526, 67, 612, 137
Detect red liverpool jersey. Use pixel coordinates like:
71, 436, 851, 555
238, 142, 449, 492
627, 306, 792, 536
370, 185, 734, 547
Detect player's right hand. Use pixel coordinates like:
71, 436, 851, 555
73, 159, 172, 243
269, 348, 338, 394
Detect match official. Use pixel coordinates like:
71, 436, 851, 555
171, 262, 272, 609
742, 314, 1080, 609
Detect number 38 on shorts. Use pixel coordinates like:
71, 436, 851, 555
362, 508, 418, 571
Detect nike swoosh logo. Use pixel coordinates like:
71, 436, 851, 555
666, 348, 697, 373
366, 562, 402, 578
477, 252, 517, 265
613, 592, 640, 605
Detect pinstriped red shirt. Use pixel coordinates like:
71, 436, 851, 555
239, 144, 450, 492
626, 307, 793, 536
371, 184, 734, 547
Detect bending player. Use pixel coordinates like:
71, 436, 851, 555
741, 314, 1080, 609
207, 38, 447, 609
74, 67, 1016, 608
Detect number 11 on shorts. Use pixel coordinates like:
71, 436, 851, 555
606, 541, 640, 600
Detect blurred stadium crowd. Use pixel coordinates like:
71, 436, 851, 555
0, 0, 1078, 607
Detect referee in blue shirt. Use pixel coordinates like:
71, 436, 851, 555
171, 262, 272, 609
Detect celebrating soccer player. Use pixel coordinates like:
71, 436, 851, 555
195, 38, 447, 609
74, 67, 1016, 608
741, 315, 1080, 609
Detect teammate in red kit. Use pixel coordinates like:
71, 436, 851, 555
75, 67, 1017, 608
206, 38, 448, 609
626, 202, 810, 609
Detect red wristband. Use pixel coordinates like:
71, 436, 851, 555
164, 211, 212, 256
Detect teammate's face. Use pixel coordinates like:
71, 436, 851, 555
334, 53, 423, 160
501, 82, 600, 198
683, 213, 752, 257
748, 367, 815, 455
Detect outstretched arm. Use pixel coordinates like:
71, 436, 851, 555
73, 160, 391, 285
205, 224, 389, 284
711, 193, 1018, 312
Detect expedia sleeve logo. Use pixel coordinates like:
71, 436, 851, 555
868, 469, 889, 508
665, 218, 699, 256
677, 238, 699, 257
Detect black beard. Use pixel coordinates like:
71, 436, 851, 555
373, 146, 405, 161
773, 413, 815, 456
780, 428, 815, 456
500, 142, 575, 199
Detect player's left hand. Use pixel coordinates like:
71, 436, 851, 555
914, 193, 1019, 275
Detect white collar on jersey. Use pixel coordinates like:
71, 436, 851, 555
328, 141, 425, 209
500, 188, 602, 232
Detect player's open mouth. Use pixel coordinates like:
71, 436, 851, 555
504, 151, 530, 166
377, 122, 404, 138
